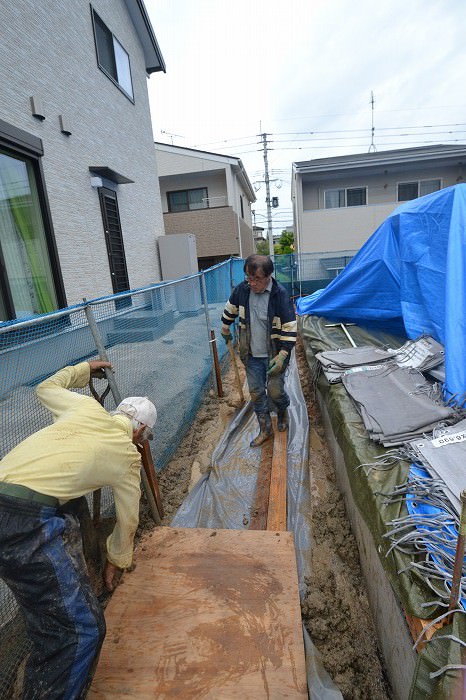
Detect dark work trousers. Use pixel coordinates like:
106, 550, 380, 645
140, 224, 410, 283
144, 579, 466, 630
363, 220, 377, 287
245, 355, 290, 415
0, 493, 106, 700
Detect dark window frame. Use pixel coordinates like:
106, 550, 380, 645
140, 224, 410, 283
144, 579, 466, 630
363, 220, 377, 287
324, 186, 367, 209
90, 6, 135, 103
397, 179, 441, 202
0, 119, 67, 322
167, 187, 208, 213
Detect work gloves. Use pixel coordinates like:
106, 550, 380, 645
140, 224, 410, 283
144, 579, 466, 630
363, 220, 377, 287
220, 324, 233, 343
267, 350, 288, 376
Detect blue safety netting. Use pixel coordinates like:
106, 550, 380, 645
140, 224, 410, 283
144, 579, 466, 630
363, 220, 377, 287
296, 184, 466, 399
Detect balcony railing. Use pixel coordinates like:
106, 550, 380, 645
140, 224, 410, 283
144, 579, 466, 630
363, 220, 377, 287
202, 195, 228, 208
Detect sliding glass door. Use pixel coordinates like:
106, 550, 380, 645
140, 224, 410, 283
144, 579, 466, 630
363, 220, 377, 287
0, 150, 59, 321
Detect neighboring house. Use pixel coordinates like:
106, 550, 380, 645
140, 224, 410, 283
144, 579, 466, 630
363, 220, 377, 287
292, 145, 466, 254
155, 143, 256, 269
0, 0, 166, 322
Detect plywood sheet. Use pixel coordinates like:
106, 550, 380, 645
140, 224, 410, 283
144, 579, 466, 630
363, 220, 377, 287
90, 527, 307, 699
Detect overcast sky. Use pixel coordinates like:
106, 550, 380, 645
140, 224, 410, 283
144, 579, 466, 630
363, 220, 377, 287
144, 0, 466, 232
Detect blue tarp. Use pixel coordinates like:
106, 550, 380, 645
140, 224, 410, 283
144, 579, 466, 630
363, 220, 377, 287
296, 183, 466, 398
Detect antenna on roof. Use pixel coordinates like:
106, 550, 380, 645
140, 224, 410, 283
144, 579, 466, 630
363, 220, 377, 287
160, 130, 185, 146
368, 91, 377, 153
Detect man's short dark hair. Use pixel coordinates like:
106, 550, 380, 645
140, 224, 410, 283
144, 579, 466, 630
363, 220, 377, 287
244, 255, 274, 277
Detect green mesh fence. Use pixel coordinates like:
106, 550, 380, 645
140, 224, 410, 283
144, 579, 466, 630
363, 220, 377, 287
274, 250, 356, 297
0, 260, 236, 698
0, 251, 355, 695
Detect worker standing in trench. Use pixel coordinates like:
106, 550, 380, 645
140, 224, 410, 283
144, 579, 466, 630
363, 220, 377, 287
221, 254, 297, 446
0, 360, 157, 700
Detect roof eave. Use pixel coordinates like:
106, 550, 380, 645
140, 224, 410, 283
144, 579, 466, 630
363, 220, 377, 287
124, 0, 166, 74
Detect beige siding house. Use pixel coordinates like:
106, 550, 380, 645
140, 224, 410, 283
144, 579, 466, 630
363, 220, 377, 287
0, 0, 166, 321
155, 143, 256, 268
292, 145, 466, 254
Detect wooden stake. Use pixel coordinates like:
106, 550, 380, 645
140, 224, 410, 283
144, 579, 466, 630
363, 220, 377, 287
211, 330, 223, 397
227, 339, 244, 403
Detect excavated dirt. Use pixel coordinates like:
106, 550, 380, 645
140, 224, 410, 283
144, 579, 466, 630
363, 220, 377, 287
147, 338, 393, 699
5, 337, 393, 699
296, 338, 392, 700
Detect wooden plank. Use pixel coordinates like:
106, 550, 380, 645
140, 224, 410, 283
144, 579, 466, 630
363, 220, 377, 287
267, 418, 288, 531
89, 527, 307, 699
404, 610, 442, 651
249, 438, 274, 530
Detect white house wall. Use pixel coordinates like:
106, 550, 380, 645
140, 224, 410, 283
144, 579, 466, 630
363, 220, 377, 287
1, 0, 164, 306
156, 149, 226, 176
298, 162, 464, 253
300, 204, 397, 252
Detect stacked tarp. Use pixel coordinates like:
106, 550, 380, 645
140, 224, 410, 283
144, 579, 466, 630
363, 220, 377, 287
407, 418, 466, 516
316, 335, 444, 384
341, 363, 453, 446
296, 183, 466, 401
300, 315, 466, 700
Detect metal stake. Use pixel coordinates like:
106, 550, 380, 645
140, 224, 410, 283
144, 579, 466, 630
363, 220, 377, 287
324, 322, 357, 348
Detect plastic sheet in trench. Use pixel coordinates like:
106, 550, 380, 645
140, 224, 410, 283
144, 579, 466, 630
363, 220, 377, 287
172, 356, 343, 700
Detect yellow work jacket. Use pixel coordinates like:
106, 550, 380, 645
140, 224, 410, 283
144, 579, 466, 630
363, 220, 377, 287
0, 362, 141, 569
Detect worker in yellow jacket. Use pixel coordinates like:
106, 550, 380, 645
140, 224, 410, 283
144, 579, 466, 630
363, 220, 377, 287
0, 360, 157, 700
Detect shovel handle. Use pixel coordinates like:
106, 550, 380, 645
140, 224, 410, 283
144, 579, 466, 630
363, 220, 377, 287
228, 339, 244, 403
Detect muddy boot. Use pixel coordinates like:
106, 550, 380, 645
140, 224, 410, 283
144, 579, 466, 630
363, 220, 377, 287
250, 413, 273, 447
277, 408, 288, 432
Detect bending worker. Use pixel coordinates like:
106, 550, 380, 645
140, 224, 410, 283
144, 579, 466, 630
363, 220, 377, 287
221, 254, 297, 446
0, 360, 157, 700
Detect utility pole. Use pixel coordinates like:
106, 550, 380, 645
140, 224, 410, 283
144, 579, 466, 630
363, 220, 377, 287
261, 133, 274, 257
368, 92, 377, 153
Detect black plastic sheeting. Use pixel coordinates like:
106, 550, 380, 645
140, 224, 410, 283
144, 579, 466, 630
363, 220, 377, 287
171, 357, 342, 700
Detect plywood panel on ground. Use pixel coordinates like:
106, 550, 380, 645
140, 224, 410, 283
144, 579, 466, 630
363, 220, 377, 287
89, 527, 307, 699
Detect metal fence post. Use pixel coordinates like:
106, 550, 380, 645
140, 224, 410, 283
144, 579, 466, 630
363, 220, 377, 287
230, 257, 235, 292
201, 272, 219, 395
83, 301, 161, 524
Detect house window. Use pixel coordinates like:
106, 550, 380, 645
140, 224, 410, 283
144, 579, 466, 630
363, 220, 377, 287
397, 179, 441, 201
91, 8, 134, 101
240, 196, 244, 218
167, 188, 208, 213
324, 187, 367, 208
0, 147, 62, 322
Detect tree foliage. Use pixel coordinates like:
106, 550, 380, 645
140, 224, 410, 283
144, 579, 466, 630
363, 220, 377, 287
274, 230, 294, 255
255, 239, 270, 255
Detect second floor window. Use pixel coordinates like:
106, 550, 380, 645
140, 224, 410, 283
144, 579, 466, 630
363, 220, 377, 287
397, 179, 441, 202
92, 9, 134, 101
324, 187, 367, 209
167, 188, 208, 212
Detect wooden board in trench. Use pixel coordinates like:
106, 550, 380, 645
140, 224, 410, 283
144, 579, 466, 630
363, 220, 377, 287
89, 526, 307, 699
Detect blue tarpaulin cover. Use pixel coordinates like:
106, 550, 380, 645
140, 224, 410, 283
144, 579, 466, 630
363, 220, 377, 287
296, 184, 466, 398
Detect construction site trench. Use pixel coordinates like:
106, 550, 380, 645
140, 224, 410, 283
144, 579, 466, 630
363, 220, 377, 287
130, 337, 392, 700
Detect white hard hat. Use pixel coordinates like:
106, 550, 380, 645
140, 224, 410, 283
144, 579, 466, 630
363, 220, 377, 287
116, 397, 157, 429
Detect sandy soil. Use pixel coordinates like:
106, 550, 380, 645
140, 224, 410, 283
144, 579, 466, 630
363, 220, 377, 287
145, 338, 393, 699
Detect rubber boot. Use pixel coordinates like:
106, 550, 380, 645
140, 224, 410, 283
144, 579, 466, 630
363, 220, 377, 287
277, 408, 288, 432
250, 413, 273, 447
